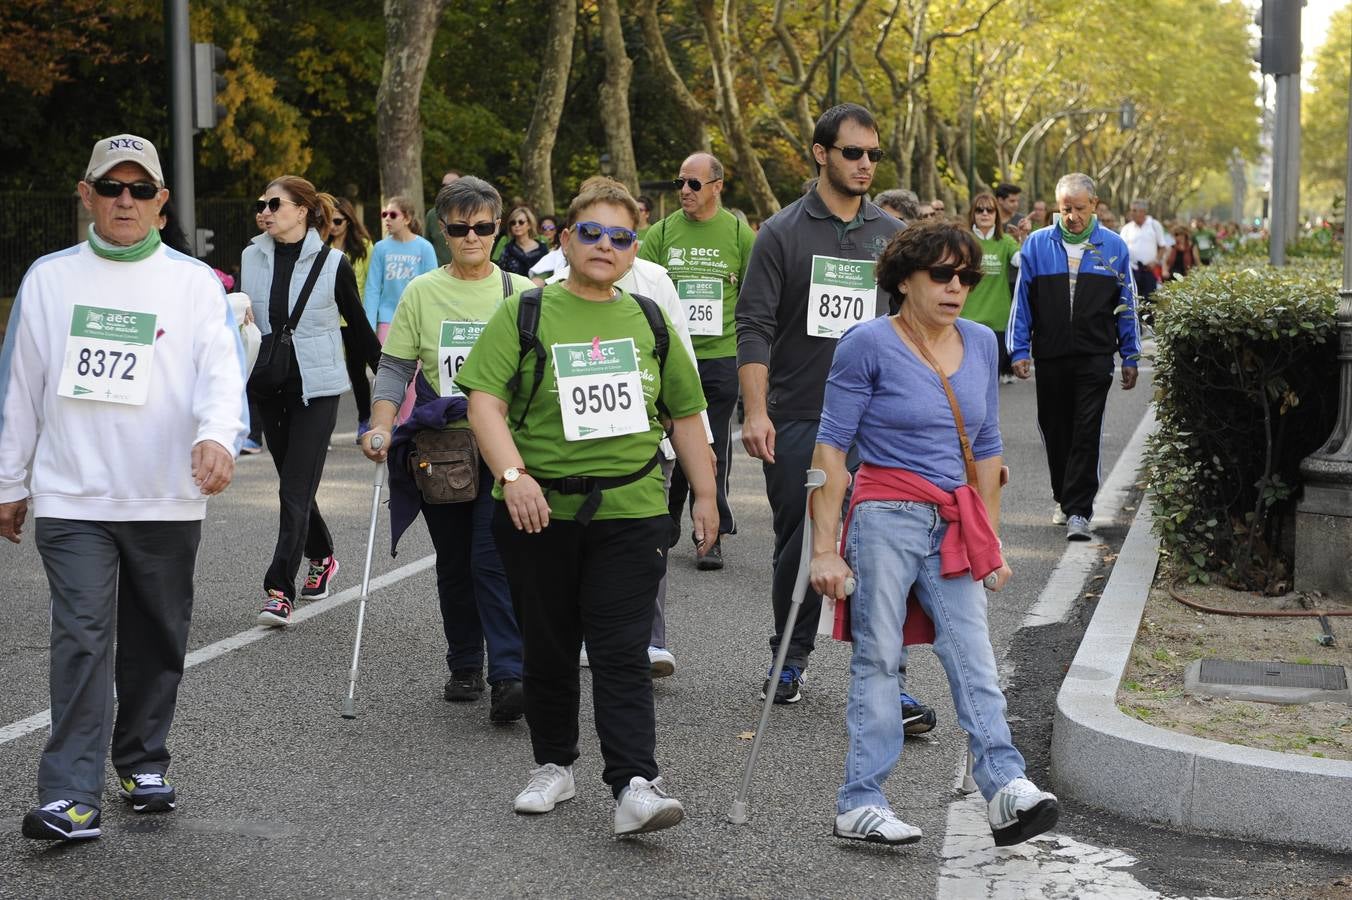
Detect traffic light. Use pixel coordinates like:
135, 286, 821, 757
192, 43, 228, 130
1255, 0, 1301, 76
196, 227, 216, 258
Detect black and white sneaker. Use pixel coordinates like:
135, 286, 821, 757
119, 772, 176, 812
21, 800, 101, 841
833, 805, 922, 845
900, 691, 937, 735
760, 665, 804, 704
988, 777, 1059, 846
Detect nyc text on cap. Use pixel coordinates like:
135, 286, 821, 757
86, 134, 165, 187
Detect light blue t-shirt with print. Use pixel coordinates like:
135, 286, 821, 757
364, 235, 438, 327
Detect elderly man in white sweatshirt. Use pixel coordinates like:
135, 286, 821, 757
0, 134, 247, 842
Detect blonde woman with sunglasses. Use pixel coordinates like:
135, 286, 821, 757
498, 206, 548, 278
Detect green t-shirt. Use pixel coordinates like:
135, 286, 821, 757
961, 231, 1020, 332
382, 264, 534, 398
637, 207, 755, 360
454, 283, 707, 521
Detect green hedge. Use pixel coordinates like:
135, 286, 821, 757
1145, 261, 1341, 592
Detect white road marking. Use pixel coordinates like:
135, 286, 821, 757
0, 553, 436, 747
935, 403, 1213, 899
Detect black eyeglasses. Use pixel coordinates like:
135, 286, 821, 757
922, 265, 982, 287
831, 145, 884, 162
92, 178, 159, 201
572, 221, 637, 250
441, 220, 496, 238
254, 197, 299, 214
673, 177, 721, 192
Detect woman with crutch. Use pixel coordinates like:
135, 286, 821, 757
808, 220, 1059, 847
360, 176, 532, 724
455, 177, 716, 836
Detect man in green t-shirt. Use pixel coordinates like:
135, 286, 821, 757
639, 152, 755, 570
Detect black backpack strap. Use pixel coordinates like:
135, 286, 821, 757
629, 293, 668, 368
506, 287, 547, 431
499, 267, 514, 300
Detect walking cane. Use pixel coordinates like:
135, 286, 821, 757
341, 434, 385, 720
729, 468, 854, 824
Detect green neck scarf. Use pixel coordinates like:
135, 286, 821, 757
1059, 215, 1097, 245
88, 223, 161, 262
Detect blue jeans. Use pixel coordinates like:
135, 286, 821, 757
837, 501, 1025, 813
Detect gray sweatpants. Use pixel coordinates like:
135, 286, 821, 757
35, 518, 201, 808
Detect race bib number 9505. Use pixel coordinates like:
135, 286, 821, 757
552, 338, 649, 441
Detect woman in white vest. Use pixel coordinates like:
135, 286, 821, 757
241, 175, 381, 627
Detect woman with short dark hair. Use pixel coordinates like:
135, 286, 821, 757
809, 220, 1058, 848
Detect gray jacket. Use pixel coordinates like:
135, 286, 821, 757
241, 228, 350, 401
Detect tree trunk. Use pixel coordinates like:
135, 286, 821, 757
636, 0, 709, 151
376, 0, 447, 219
695, 0, 780, 219
521, 0, 577, 216
597, 0, 639, 194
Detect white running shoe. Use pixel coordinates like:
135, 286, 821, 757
1051, 505, 1068, 526
1066, 515, 1093, 541
613, 776, 684, 836
987, 777, 1059, 846
513, 763, 575, 814
648, 646, 676, 678
833, 805, 922, 845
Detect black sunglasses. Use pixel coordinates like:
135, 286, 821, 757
673, 177, 720, 192
92, 178, 159, 201
442, 220, 496, 238
831, 145, 884, 162
509, 218, 528, 226
923, 265, 983, 287
973, 206, 996, 214
572, 221, 637, 250
254, 197, 300, 214
331, 216, 346, 225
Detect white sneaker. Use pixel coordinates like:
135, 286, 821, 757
613, 776, 684, 835
1066, 515, 1093, 541
833, 805, 922, 845
988, 777, 1059, 846
579, 644, 589, 668
513, 763, 575, 814
1050, 505, 1067, 526
648, 646, 676, 678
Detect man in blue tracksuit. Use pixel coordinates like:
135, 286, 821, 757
1007, 172, 1140, 542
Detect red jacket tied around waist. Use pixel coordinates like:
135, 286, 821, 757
833, 464, 1004, 643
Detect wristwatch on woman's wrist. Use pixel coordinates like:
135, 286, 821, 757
500, 466, 526, 486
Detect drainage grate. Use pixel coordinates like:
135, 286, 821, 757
1197, 659, 1348, 692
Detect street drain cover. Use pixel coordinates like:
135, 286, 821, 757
1184, 659, 1351, 705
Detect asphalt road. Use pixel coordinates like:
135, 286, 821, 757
4, 365, 1336, 899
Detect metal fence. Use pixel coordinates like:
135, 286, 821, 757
0, 193, 258, 297
0, 193, 80, 297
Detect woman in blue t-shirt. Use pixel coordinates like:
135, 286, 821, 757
365, 195, 437, 418
807, 221, 1058, 850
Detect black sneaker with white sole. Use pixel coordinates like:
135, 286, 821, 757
22, 800, 101, 841
900, 691, 938, 735
119, 772, 176, 812
760, 665, 804, 704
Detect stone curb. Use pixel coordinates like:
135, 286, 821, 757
1050, 496, 1352, 853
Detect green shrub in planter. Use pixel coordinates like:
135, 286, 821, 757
1145, 263, 1341, 592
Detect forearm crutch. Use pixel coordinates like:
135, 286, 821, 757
342, 434, 386, 719
729, 468, 853, 824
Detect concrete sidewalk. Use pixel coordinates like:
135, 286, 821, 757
1051, 497, 1352, 853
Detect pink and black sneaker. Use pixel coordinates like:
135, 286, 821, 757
301, 555, 339, 600
257, 590, 292, 627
